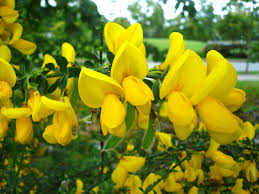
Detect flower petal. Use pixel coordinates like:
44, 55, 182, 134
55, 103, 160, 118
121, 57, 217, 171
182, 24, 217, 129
41, 96, 70, 112
167, 91, 197, 140
197, 96, 243, 144
123, 76, 153, 106
10, 39, 36, 55
0, 57, 16, 87
239, 121, 255, 141
1, 107, 31, 119
0, 81, 12, 100
0, 45, 11, 62
104, 22, 125, 54
221, 88, 246, 112
112, 164, 128, 186
191, 50, 237, 105
100, 94, 126, 129
111, 42, 148, 84
15, 117, 33, 144
42, 124, 58, 144
160, 50, 206, 100
78, 67, 123, 108
62, 42, 75, 63
8, 22, 22, 44
138, 42, 146, 56
160, 32, 184, 70
0, 6, 18, 23
108, 121, 126, 137
42, 54, 58, 68
119, 156, 146, 173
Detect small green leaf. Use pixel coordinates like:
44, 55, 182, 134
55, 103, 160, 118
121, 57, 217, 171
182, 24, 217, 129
68, 67, 81, 78
45, 63, 55, 71
104, 136, 121, 149
56, 56, 68, 72
152, 80, 160, 103
125, 104, 135, 130
59, 75, 68, 90
142, 116, 154, 149
48, 79, 60, 93
38, 79, 49, 95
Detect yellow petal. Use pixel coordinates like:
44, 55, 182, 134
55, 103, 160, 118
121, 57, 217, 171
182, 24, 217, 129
124, 175, 142, 194
189, 153, 203, 169
0, 45, 11, 62
163, 173, 183, 193
28, 91, 54, 122
8, 22, 22, 44
0, 81, 12, 100
0, 57, 16, 87
160, 49, 206, 100
188, 186, 198, 194
239, 121, 255, 141
64, 96, 78, 127
0, 6, 18, 23
62, 42, 75, 63
0, 115, 8, 140
100, 94, 126, 129
119, 156, 146, 173
138, 42, 146, 56
245, 160, 257, 183
191, 50, 237, 105
221, 88, 246, 112
10, 39, 36, 55
197, 96, 243, 144
104, 22, 125, 54
159, 101, 167, 118
42, 124, 57, 144
122, 76, 154, 106
41, 96, 70, 112
1, 107, 31, 119
206, 138, 220, 158
184, 166, 197, 182
210, 151, 236, 169
143, 173, 163, 194
160, 32, 184, 70
78, 67, 123, 108
75, 179, 84, 194
0, 0, 15, 9
136, 100, 151, 115
156, 132, 173, 151
111, 42, 148, 84
15, 117, 33, 144
137, 110, 149, 130
42, 54, 58, 69
167, 91, 197, 140
112, 164, 128, 186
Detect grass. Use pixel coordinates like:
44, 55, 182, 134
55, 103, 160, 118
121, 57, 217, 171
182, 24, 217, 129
237, 71, 259, 75
144, 38, 206, 54
236, 81, 259, 95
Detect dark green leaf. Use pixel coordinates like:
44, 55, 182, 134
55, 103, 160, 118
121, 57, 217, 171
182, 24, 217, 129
59, 75, 68, 90
125, 104, 135, 130
68, 67, 81, 77
84, 51, 99, 63
38, 79, 49, 95
142, 116, 154, 149
56, 56, 68, 72
48, 79, 60, 93
152, 81, 160, 103
45, 63, 55, 71
84, 60, 95, 68
104, 136, 121, 149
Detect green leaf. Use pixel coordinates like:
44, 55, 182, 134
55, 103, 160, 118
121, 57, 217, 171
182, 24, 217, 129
142, 116, 154, 149
56, 56, 68, 72
104, 136, 121, 149
38, 79, 49, 95
152, 80, 160, 104
45, 63, 55, 71
125, 104, 135, 130
83, 60, 95, 68
59, 75, 68, 90
48, 79, 60, 93
68, 67, 81, 78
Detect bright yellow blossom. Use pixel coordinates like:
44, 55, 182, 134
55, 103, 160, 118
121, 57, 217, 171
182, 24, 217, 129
156, 132, 173, 151
188, 186, 199, 194
124, 175, 142, 194
163, 173, 183, 193
0, 0, 18, 23
244, 160, 257, 183
239, 121, 256, 141
75, 179, 84, 194
231, 179, 250, 194
142, 173, 163, 194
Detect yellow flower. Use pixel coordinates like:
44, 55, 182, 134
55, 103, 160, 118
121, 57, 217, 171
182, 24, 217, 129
231, 179, 250, 194
221, 88, 246, 112
104, 22, 144, 55
156, 132, 173, 151
160, 32, 184, 70
78, 67, 126, 137
0, 45, 11, 62
0, 57, 16, 88
75, 179, 84, 194
169, 163, 184, 181
42, 96, 78, 146
126, 141, 134, 151
160, 49, 205, 140
188, 186, 198, 194
244, 160, 257, 183
124, 175, 142, 194
0, 113, 8, 140
159, 101, 167, 118
112, 156, 145, 186
198, 96, 243, 145
239, 121, 256, 141
142, 173, 163, 194
163, 173, 183, 193
41, 42, 75, 99
198, 121, 207, 132
0, 0, 18, 23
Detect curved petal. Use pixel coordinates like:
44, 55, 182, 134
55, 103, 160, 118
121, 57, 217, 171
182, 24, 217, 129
156, 132, 173, 151
119, 156, 146, 173
137, 110, 149, 130
209, 151, 236, 169
111, 164, 128, 186
104, 22, 125, 54
15, 117, 33, 144
1, 107, 31, 119
143, 173, 163, 193
124, 175, 142, 194
191, 50, 237, 105
111, 42, 148, 84
159, 101, 167, 118
221, 88, 246, 112
160, 32, 184, 70
0, 57, 16, 87
0, 114, 9, 140
167, 91, 197, 140
122, 76, 153, 106
138, 42, 146, 56
42, 54, 58, 68
62, 42, 75, 63
0, 6, 18, 23
160, 50, 206, 100
197, 96, 243, 144
0, 0, 15, 9
78, 67, 123, 108
42, 124, 58, 144
108, 121, 126, 137
8, 22, 23, 44
41, 96, 70, 112
239, 121, 255, 141
0, 81, 12, 100
164, 173, 183, 192
0, 45, 11, 62
100, 94, 126, 129
64, 96, 78, 127
10, 39, 36, 55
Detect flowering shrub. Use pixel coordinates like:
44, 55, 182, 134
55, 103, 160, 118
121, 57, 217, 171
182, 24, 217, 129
0, 1, 258, 193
